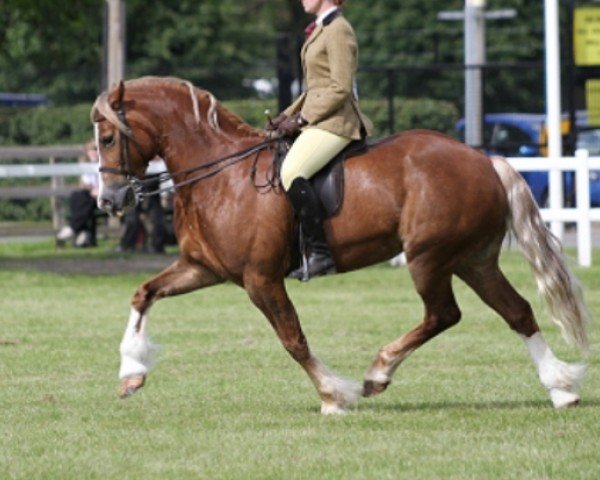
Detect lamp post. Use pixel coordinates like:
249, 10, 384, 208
544, 0, 564, 238
464, 0, 486, 148
104, 0, 126, 90
438, 1, 515, 149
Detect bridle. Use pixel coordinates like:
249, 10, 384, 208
98, 104, 279, 199
97, 107, 144, 180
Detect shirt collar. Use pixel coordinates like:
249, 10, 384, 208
316, 7, 339, 26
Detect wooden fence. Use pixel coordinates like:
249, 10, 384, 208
0, 145, 88, 229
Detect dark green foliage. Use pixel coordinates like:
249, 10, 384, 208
1, 97, 457, 146
0, 198, 51, 222
0, 96, 457, 221
1, 104, 92, 146
0, 1, 555, 221
0, 0, 549, 106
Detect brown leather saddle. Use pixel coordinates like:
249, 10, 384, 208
274, 138, 369, 217
273, 137, 369, 277
311, 139, 369, 217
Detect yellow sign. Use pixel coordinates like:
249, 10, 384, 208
539, 119, 571, 157
586, 79, 600, 126
574, 7, 600, 66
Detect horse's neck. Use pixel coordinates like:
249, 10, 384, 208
157, 93, 265, 176
160, 128, 266, 186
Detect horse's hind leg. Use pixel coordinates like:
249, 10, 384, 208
119, 257, 222, 398
363, 261, 461, 397
457, 257, 585, 408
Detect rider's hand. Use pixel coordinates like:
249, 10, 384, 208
265, 112, 288, 132
277, 113, 308, 137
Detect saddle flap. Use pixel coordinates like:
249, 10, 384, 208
312, 159, 344, 217
311, 139, 368, 218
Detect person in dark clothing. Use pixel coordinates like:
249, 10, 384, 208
118, 160, 174, 253
56, 140, 100, 247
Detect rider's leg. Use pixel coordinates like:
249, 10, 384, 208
280, 128, 351, 280
287, 177, 336, 279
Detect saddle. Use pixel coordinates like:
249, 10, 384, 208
275, 138, 369, 217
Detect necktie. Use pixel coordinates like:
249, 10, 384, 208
304, 21, 316, 40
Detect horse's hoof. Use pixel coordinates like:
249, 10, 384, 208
550, 388, 580, 408
119, 375, 146, 398
362, 379, 390, 398
321, 402, 348, 415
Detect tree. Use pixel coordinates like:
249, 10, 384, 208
0, 0, 554, 114
0, 0, 103, 104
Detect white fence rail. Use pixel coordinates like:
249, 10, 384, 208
0, 145, 88, 229
0, 162, 99, 178
507, 149, 600, 267
1, 145, 599, 266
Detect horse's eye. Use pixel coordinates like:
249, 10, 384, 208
101, 135, 115, 147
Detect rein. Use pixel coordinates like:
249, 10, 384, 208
134, 138, 277, 198
99, 99, 280, 198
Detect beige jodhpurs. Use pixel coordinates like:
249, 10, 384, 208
280, 128, 351, 191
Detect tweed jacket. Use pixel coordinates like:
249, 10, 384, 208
283, 13, 373, 140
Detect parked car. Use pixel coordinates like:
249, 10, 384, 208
456, 113, 600, 206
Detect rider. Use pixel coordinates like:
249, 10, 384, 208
266, 0, 372, 281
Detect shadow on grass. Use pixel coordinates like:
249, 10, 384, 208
0, 253, 178, 275
357, 397, 600, 412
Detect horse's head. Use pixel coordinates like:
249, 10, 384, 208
91, 80, 157, 216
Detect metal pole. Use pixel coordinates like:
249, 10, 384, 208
105, 0, 126, 88
464, 0, 486, 148
544, 0, 564, 238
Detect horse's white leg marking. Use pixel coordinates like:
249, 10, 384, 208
309, 353, 362, 415
119, 307, 157, 379
522, 332, 586, 408
364, 346, 415, 386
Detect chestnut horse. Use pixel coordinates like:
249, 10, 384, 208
92, 77, 591, 414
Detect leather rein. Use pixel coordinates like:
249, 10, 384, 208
98, 106, 277, 199
138, 139, 276, 198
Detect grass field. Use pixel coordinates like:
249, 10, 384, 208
1, 240, 599, 479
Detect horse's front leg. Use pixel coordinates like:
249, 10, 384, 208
119, 257, 222, 398
245, 274, 361, 414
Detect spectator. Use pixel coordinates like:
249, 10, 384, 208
117, 157, 175, 253
56, 139, 100, 247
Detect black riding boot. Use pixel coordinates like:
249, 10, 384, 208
287, 177, 336, 281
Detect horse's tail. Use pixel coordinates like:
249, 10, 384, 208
490, 155, 591, 355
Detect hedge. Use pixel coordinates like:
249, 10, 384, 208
0, 97, 459, 221
225, 97, 460, 137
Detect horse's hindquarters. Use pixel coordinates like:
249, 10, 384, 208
328, 132, 508, 272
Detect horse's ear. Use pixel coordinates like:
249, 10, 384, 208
110, 80, 126, 111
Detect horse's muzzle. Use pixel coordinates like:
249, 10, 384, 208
98, 184, 137, 217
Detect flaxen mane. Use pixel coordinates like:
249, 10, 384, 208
91, 76, 261, 138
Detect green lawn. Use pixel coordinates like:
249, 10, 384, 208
0, 241, 598, 479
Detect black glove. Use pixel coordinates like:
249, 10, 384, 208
265, 112, 287, 132
277, 113, 308, 137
